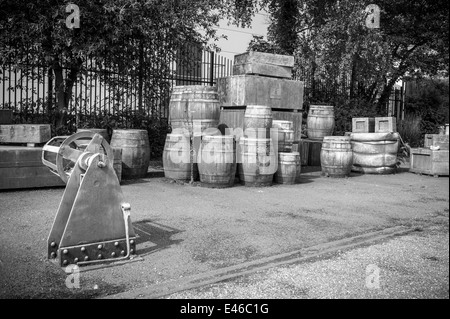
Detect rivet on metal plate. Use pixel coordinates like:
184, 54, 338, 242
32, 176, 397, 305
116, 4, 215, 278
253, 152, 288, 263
63, 249, 68, 255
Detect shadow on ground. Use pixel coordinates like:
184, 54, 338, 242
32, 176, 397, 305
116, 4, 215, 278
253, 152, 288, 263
133, 219, 184, 256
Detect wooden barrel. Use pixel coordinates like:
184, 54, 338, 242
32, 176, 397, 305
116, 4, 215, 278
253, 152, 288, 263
237, 137, 277, 187
110, 129, 150, 179
350, 132, 399, 174
272, 120, 294, 152
243, 105, 272, 130
307, 105, 335, 140
198, 135, 236, 188
162, 133, 198, 180
274, 152, 301, 185
169, 86, 220, 132
320, 136, 353, 178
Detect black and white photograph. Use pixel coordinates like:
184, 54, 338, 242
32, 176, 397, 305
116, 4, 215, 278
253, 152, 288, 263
0, 0, 448, 308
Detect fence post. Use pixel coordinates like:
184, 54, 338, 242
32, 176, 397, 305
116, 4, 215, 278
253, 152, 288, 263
209, 51, 214, 86
138, 40, 144, 113
47, 67, 53, 115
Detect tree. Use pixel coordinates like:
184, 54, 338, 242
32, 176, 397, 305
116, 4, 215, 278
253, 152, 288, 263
266, 0, 300, 55
375, 0, 449, 110
253, 0, 449, 113
0, 0, 259, 133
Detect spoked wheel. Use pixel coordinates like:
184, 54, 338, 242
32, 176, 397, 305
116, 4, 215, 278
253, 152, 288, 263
42, 131, 114, 184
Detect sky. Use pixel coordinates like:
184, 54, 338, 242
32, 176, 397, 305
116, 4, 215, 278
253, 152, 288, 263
212, 12, 270, 62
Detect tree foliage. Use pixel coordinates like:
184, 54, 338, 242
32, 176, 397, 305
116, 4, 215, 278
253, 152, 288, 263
0, 0, 260, 133
249, 0, 449, 114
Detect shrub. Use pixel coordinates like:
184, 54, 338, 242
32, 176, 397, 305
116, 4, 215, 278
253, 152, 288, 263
329, 97, 378, 136
405, 78, 449, 135
397, 114, 423, 148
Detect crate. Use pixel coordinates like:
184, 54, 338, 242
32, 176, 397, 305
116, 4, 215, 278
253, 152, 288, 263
293, 141, 309, 166
0, 145, 65, 190
0, 109, 12, 124
352, 117, 375, 133
410, 147, 449, 177
233, 51, 294, 79
299, 139, 322, 166
217, 75, 304, 110
218, 107, 303, 141
375, 117, 396, 133
0, 124, 51, 144
424, 134, 449, 150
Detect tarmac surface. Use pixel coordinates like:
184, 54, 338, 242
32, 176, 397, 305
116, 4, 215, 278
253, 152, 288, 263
0, 164, 448, 299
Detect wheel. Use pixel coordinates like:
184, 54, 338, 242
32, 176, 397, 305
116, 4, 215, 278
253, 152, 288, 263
42, 131, 113, 184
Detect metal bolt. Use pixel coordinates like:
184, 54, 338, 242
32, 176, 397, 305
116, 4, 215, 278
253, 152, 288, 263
63, 260, 68, 266
74, 258, 79, 263
97, 254, 102, 259
50, 242, 56, 247
114, 242, 119, 247
130, 240, 135, 245
63, 249, 68, 255
120, 250, 125, 256
81, 247, 86, 252
50, 252, 56, 259
97, 244, 103, 250
84, 256, 89, 261
130, 249, 135, 254
111, 252, 116, 257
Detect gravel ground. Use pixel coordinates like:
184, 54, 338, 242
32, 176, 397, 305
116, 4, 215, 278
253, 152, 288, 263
166, 224, 449, 299
0, 165, 448, 299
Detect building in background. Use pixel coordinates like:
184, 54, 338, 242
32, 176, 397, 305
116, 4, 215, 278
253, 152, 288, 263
212, 12, 270, 61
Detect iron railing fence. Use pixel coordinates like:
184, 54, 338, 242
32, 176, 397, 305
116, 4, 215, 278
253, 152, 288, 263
0, 43, 233, 132
1, 46, 402, 131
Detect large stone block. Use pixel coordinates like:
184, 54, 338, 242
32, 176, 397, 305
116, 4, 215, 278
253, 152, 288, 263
217, 75, 304, 110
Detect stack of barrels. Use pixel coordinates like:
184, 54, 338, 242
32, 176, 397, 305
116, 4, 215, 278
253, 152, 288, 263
304, 104, 353, 178
162, 85, 304, 187
237, 105, 301, 186
271, 119, 301, 185
238, 105, 277, 187
303, 105, 353, 177
164, 85, 238, 187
